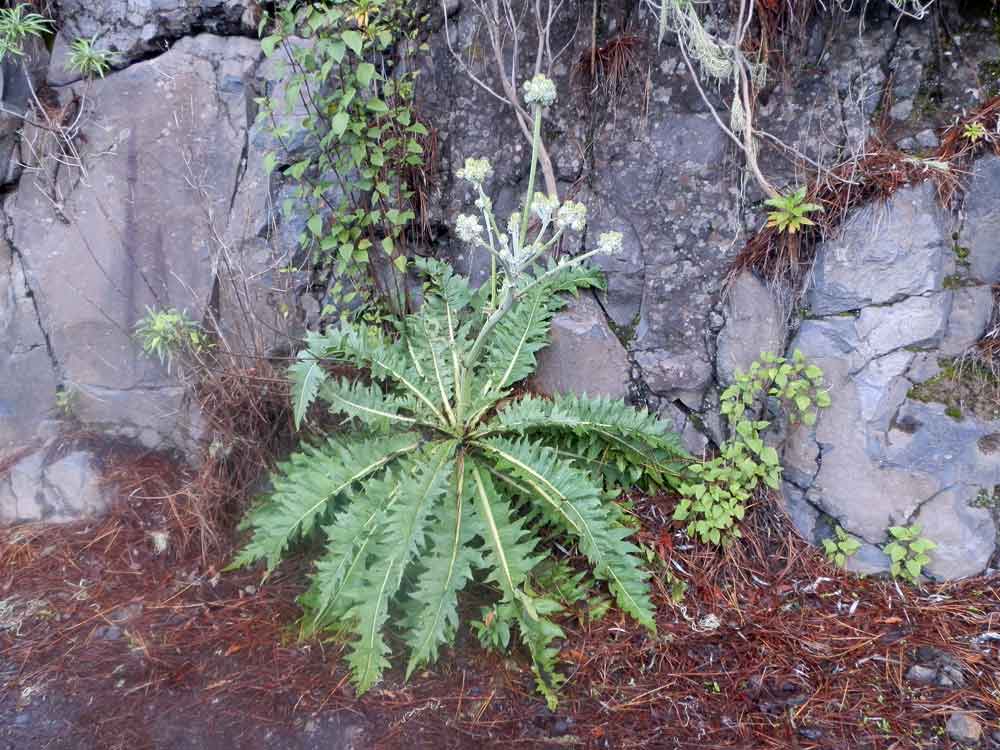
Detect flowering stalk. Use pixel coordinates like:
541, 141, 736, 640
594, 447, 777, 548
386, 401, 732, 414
451, 75, 623, 374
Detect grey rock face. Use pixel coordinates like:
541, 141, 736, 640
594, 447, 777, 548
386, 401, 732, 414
808, 183, 948, 315
959, 155, 1000, 284
0, 449, 109, 523
2, 35, 263, 454
912, 484, 995, 580
938, 285, 992, 357
716, 272, 785, 387
530, 295, 630, 400
0, 37, 47, 185
782, 185, 998, 579
0, 240, 59, 449
52, 0, 254, 73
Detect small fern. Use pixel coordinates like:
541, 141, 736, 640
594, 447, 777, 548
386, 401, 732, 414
232, 76, 687, 708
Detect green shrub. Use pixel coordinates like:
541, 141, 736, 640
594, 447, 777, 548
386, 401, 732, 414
232, 76, 686, 707
883, 524, 936, 584
674, 351, 830, 544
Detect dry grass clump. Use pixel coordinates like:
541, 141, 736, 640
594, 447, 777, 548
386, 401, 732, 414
732, 95, 1000, 286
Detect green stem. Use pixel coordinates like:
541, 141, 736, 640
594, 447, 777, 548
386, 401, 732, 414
464, 288, 514, 371
518, 105, 543, 253
490, 252, 497, 309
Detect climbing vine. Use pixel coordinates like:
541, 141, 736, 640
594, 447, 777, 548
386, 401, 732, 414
258, 0, 431, 317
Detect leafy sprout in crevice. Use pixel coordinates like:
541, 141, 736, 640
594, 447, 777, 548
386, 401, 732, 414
822, 525, 862, 568
231, 75, 688, 708
675, 351, 831, 545
66, 36, 116, 78
764, 186, 823, 235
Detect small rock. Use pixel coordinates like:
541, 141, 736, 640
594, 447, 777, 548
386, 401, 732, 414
530, 295, 630, 400
915, 129, 939, 149
906, 664, 937, 685
913, 646, 967, 688
797, 726, 823, 741
96, 625, 122, 641
946, 712, 982, 745
890, 98, 914, 120
552, 719, 570, 736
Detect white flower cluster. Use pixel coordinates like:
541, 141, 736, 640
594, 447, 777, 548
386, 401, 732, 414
523, 74, 557, 107
455, 214, 484, 244
596, 231, 624, 256
556, 201, 587, 232
531, 192, 558, 224
456, 157, 493, 186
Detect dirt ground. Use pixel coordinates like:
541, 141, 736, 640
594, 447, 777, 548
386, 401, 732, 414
1, 451, 998, 750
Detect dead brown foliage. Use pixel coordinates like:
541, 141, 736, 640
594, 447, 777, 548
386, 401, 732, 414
572, 34, 642, 105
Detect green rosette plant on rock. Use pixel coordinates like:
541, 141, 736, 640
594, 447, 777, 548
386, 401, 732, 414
232, 75, 687, 707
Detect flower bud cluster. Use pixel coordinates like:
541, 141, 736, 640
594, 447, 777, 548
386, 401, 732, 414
522, 74, 557, 107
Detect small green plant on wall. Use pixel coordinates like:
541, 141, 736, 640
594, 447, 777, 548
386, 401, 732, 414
134, 307, 210, 374
883, 524, 936, 584
67, 35, 115, 78
674, 351, 831, 544
962, 121, 987, 143
231, 76, 688, 708
0, 4, 51, 60
54, 386, 78, 418
822, 525, 861, 568
257, 0, 430, 317
764, 187, 823, 234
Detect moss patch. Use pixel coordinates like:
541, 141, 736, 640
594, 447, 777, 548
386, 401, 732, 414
972, 485, 1000, 509
908, 358, 1000, 421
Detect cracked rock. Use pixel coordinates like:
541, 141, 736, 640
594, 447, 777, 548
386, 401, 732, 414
716, 272, 785, 387
808, 183, 947, 315
51, 0, 255, 75
2, 35, 264, 455
0, 448, 109, 523
960, 155, 1000, 284
780, 182, 998, 578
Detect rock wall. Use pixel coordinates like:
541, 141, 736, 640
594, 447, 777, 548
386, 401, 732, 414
780, 177, 999, 579
0, 0, 997, 577
0, 8, 304, 521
